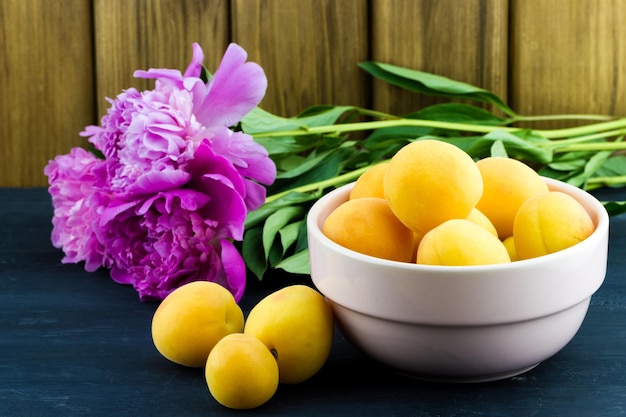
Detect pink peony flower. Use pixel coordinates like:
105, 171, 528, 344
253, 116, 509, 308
44, 147, 112, 272
100, 189, 246, 302
46, 43, 275, 302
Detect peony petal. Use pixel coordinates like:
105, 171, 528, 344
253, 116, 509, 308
242, 179, 268, 212
219, 239, 246, 302
209, 128, 276, 185
100, 199, 141, 226
110, 265, 134, 285
183, 42, 204, 78
134, 68, 183, 82
198, 174, 247, 240
189, 139, 246, 196
126, 170, 191, 196
194, 43, 267, 127
135, 189, 210, 216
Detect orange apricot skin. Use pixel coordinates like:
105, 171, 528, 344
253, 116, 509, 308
322, 197, 415, 262
513, 191, 595, 260
475, 157, 549, 239
383, 140, 483, 237
349, 162, 389, 200
416, 219, 511, 266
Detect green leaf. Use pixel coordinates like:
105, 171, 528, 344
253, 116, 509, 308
276, 145, 351, 180
419, 135, 483, 156
294, 105, 356, 127
603, 201, 626, 216
270, 155, 342, 196
241, 226, 266, 280
276, 149, 333, 179
200, 65, 212, 83
254, 135, 322, 156
245, 192, 317, 229
364, 127, 431, 149
539, 152, 590, 180
548, 159, 588, 171
466, 130, 553, 163
490, 140, 508, 157
409, 103, 508, 125
262, 207, 305, 260
278, 220, 305, 256
241, 107, 307, 134
293, 219, 309, 253
241, 105, 356, 136
274, 249, 311, 275
267, 240, 285, 269
593, 154, 626, 178
359, 61, 516, 117
566, 149, 613, 188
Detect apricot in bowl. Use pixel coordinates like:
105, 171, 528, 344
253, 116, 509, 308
307, 177, 609, 382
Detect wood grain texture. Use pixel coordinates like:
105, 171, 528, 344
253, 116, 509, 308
370, 0, 509, 116
5, 0, 626, 187
93, 0, 229, 117
510, 0, 626, 128
0, 0, 94, 187
232, 0, 369, 116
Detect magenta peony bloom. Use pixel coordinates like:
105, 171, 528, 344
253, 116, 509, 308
80, 43, 272, 206
100, 189, 246, 302
46, 43, 275, 302
44, 147, 112, 272
135, 42, 268, 129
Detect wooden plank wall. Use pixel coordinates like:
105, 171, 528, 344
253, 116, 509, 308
2, 0, 625, 187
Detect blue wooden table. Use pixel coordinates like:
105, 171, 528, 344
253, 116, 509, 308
1, 187, 625, 416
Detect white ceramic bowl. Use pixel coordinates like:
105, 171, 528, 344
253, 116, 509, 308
307, 177, 609, 382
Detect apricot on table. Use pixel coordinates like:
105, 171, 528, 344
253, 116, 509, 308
383, 140, 483, 237
416, 219, 511, 266
513, 191, 595, 260
205, 333, 279, 409
151, 281, 244, 367
475, 156, 549, 239
322, 197, 416, 263
244, 285, 334, 384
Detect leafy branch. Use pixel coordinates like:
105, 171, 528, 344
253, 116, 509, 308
239, 61, 626, 281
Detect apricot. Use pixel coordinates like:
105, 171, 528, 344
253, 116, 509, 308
205, 333, 279, 409
322, 197, 416, 262
383, 140, 483, 237
349, 162, 389, 200
513, 191, 595, 260
416, 219, 511, 266
151, 281, 244, 367
475, 157, 549, 239
244, 285, 334, 384
466, 207, 498, 237
502, 236, 518, 262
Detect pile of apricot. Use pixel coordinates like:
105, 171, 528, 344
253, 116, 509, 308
322, 140, 595, 266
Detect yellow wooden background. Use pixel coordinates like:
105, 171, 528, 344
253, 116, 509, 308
3, 0, 626, 187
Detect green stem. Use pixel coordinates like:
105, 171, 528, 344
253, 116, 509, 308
251, 116, 626, 141
257, 114, 626, 208
514, 114, 617, 122
252, 119, 519, 139
586, 176, 626, 186
264, 164, 377, 205
537, 118, 626, 139
542, 129, 626, 147
553, 142, 626, 153
355, 108, 401, 120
